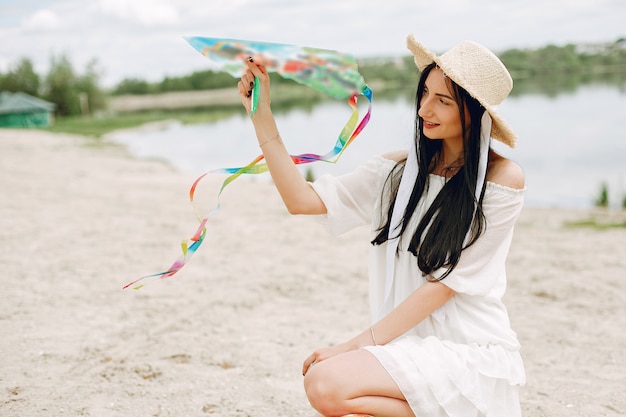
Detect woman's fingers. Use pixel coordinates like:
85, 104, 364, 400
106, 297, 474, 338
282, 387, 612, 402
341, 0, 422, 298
241, 70, 254, 97
244, 56, 267, 77
302, 357, 312, 375
238, 65, 259, 113
238, 58, 270, 116
237, 79, 251, 112
302, 352, 318, 376
302, 343, 356, 375
243, 58, 271, 105
303, 348, 328, 376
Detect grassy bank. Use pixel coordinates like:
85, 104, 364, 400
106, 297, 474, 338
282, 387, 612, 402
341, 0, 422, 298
45, 107, 240, 137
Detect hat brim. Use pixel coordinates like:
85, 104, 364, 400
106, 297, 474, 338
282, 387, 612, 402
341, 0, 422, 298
407, 34, 517, 147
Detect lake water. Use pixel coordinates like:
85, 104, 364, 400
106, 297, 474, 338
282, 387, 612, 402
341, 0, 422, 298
107, 83, 626, 209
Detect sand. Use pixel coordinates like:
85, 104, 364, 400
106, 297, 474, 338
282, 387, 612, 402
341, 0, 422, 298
0, 128, 624, 417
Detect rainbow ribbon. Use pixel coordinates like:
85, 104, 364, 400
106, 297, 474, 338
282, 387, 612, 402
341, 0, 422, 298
123, 87, 372, 289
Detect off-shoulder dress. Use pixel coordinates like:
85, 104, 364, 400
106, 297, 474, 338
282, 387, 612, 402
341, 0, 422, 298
311, 155, 526, 417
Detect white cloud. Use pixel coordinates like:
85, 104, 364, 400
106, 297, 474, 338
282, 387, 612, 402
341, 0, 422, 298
98, 0, 180, 27
21, 9, 61, 31
1, 0, 624, 87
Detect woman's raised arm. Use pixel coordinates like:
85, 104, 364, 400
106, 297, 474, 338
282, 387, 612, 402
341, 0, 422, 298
238, 58, 326, 215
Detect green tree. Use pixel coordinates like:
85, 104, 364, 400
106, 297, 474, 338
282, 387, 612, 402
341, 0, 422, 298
159, 75, 192, 92
595, 182, 609, 208
188, 70, 233, 90
75, 58, 106, 114
0, 58, 40, 96
113, 77, 152, 95
44, 54, 80, 116
43, 54, 105, 116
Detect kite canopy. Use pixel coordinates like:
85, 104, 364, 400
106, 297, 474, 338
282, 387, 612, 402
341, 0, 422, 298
184, 36, 369, 100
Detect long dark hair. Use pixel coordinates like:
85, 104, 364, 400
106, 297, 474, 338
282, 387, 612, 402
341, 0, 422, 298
372, 63, 489, 280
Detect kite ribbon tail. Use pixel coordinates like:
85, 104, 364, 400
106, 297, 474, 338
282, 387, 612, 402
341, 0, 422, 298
125, 86, 372, 290
122, 154, 271, 290
348, 85, 373, 148
189, 154, 267, 221
320, 85, 373, 163
330, 85, 372, 161
122, 222, 207, 290
289, 85, 372, 166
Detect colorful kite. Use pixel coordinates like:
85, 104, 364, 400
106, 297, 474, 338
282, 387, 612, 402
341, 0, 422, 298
124, 37, 373, 290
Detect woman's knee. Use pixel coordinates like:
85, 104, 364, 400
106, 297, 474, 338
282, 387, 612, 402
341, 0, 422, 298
304, 364, 345, 416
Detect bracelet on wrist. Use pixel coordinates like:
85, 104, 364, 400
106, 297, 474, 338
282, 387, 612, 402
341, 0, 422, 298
259, 132, 281, 147
370, 326, 377, 346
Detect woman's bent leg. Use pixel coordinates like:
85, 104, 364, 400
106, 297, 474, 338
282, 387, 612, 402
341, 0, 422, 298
303, 349, 415, 417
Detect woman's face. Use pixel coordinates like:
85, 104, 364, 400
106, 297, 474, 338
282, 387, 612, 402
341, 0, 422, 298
418, 67, 464, 143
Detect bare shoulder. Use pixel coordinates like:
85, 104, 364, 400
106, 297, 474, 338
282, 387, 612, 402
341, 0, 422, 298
487, 154, 525, 189
382, 149, 408, 163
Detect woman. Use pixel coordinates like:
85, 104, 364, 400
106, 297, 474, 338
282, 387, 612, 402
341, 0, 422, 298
238, 35, 525, 417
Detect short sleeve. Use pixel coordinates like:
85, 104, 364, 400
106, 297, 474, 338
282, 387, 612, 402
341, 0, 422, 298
431, 183, 525, 295
311, 155, 397, 235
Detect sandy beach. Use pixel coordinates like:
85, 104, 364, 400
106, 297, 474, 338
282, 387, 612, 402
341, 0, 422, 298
1, 128, 624, 417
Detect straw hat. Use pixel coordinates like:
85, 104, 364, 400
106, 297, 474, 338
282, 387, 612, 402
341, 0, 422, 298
406, 34, 517, 147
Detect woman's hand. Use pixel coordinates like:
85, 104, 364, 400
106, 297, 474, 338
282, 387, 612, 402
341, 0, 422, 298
302, 342, 354, 376
238, 57, 272, 118
302, 326, 380, 375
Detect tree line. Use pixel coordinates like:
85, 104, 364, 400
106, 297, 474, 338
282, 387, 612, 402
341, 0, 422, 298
0, 55, 106, 116
499, 38, 626, 78
1, 38, 624, 117
110, 38, 625, 95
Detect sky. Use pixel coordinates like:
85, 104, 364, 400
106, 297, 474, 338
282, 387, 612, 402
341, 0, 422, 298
1, 0, 624, 88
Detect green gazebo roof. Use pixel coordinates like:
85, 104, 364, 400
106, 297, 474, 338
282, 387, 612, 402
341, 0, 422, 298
0, 91, 56, 115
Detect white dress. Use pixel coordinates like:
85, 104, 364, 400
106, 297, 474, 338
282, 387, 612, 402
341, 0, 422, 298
311, 155, 526, 417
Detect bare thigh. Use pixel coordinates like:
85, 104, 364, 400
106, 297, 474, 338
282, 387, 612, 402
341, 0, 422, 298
304, 348, 412, 416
